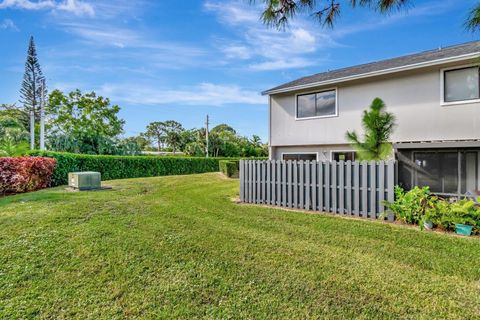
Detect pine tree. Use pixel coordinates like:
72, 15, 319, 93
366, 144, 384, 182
346, 98, 396, 161
19, 36, 46, 126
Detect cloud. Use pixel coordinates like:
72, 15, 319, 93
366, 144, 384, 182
98, 82, 266, 106
205, 0, 337, 71
0, 18, 18, 30
222, 45, 252, 60
205, 0, 458, 71
0, 0, 94, 16
56, 0, 94, 16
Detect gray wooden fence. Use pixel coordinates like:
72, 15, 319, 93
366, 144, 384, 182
239, 160, 396, 220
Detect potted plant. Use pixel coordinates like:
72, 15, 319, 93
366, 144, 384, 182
438, 199, 479, 236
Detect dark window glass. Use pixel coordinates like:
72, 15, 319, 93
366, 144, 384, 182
414, 152, 458, 194
297, 90, 336, 118
282, 153, 317, 161
444, 67, 480, 102
332, 152, 355, 161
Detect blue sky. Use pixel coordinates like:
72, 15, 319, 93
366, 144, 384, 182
0, 0, 478, 141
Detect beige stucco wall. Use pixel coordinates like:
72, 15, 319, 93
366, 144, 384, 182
269, 64, 480, 149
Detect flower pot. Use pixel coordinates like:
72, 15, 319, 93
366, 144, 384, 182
423, 220, 433, 230
455, 224, 473, 236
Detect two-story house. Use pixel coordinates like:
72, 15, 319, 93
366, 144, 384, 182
263, 41, 480, 197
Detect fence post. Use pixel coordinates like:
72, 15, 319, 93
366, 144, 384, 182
240, 160, 245, 202
353, 161, 360, 216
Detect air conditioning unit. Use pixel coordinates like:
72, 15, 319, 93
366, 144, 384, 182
68, 172, 101, 190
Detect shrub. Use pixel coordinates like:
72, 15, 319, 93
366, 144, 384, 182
28, 151, 245, 186
385, 186, 480, 233
0, 157, 57, 194
384, 186, 434, 225
219, 160, 239, 178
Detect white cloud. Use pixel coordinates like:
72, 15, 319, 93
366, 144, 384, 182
0, 0, 94, 16
222, 45, 251, 59
204, 0, 337, 71
0, 18, 18, 30
56, 0, 94, 16
205, 0, 459, 71
0, 0, 54, 10
98, 82, 266, 106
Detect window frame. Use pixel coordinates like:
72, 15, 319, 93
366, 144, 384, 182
295, 88, 338, 120
330, 150, 356, 161
440, 64, 480, 106
281, 152, 319, 161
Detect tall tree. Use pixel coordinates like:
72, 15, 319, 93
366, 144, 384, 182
162, 120, 184, 155
145, 122, 167, 152
253, 1, 480, 31
47, 89, 125, 154
346, 98, 396, 161
20, 36, 46, 126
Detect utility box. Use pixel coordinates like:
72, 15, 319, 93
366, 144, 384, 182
68, 172, 101, 190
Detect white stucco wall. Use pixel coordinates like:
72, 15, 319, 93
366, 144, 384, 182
270, 64, 480, 147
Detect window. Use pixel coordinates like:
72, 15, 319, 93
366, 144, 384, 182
296, 89, 337, 119
282, 153, 317, 161
443, 67, 480, 103
397, 150, 480, 196
332, 151, 355, 161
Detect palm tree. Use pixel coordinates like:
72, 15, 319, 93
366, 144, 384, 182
253, 1, 480, 31
346, 98, 396, 161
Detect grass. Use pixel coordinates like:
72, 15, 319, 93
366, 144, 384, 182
0, 173, 479, 319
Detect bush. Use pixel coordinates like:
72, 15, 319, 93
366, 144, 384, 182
0, 157, 57, 194
219, 160, 239, 178
28, 151, 241, 186
385, 186, 480, 233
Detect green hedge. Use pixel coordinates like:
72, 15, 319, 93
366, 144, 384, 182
28, 151, 243, 186
219, 160, 239, 178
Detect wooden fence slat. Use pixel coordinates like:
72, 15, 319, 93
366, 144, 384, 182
362, 161, 368, 218
276, 160, 281, 206
239, 160, 244, 202
332, 161, 337, 214
325, 162, 330, 213
318, 162, 323, 212
292, 160, 298, 208
253, 161, 257, 203
353, 161, 360, 216
346, 160, 352, 215
271, 160, 276, 206
311, 162, 317, 211
370, 161, 377, 219
305, 161, 310, 210
282, 161, 287, 207
386, 161, 395, 221
266, 161, 271, 205
287, 161, 292, 208
299, 161, 304, 209
378, 161, 385, 214
339, 160, 344, 215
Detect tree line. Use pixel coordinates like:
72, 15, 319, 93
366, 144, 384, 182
0, 37, 267, 158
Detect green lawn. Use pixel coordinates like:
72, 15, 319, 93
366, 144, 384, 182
1, 173, 479, 319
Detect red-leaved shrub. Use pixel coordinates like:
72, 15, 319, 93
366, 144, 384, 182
0, 157, 57, 194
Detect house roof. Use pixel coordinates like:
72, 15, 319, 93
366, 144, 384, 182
263, 40, 480, 95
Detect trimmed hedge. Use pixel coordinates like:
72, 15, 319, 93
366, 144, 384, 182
219, 160, 239, 178
28, 151, 240, 186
